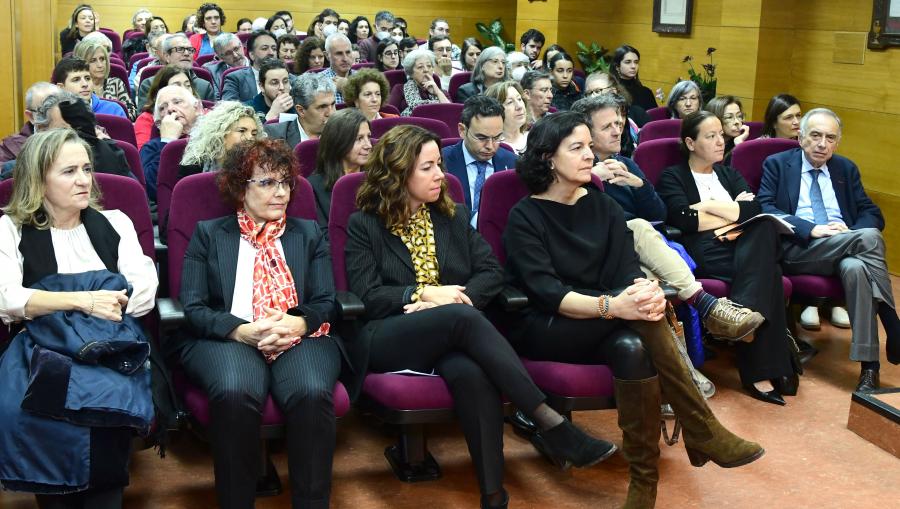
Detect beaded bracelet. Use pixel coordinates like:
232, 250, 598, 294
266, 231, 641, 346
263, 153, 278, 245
87, 292, 95, 315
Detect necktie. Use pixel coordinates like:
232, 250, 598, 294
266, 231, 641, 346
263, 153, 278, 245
809, 169, 829, 225
472, 160, 488, 214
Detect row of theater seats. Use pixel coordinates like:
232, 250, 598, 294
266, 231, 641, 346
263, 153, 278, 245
0, 130, 845, 493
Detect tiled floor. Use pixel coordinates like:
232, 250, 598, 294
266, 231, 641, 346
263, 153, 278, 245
3, 279, 899, 509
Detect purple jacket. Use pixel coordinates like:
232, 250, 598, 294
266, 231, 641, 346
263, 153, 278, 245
0, 123, 33, 164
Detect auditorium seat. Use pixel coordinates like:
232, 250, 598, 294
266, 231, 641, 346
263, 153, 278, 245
412, 103, 464, 130
293, 138, 319, 178
370, 116, 455, 139
96, 113, 138, 147
113, 139, 146, 188
638, 119, 681, 143
646, 106, 669, 122
326, 170, 467, 482
159, 172, 350, 496
449, 72, 471, 103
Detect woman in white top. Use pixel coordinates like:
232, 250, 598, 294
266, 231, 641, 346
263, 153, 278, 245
0, 128, 157, 508
656, 111, 799, 406
485, 80, 529, 155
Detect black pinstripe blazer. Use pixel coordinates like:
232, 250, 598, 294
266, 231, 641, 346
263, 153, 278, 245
343, 203, 503, 399
180, 215, 344, 359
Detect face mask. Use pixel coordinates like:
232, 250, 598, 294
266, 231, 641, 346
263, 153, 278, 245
272, 28, 287, 38
511, 66, 526, 82
322, 24, 337, 38
375, 31, 390, 41
391, 35, 402, 43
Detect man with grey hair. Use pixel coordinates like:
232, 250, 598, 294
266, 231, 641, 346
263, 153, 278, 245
130, 31, 166, 90
0, 83, 62, 164
140, 85, 204, 200
264, 72, 336, 148
321, 33, 354, 103
204, 32, 248, 98
222, 30, 278, 103
136, 32, 215, 111
358, 10, 395, 62
759, 108, 897, 392
572, 94, 765, 344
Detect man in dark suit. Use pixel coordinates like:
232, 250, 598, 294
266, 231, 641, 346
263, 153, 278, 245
357, 10, 395, 63
441, 95, 516, 227
758, 108, 899, 391
140, 85, 204, 200
221, 30, 277, 103
264, 72, 336, 149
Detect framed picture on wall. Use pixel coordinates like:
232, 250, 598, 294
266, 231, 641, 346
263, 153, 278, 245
869, 0, 900, 48
653, 0, 694, 35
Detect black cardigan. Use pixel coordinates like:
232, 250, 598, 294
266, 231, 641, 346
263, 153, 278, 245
655, 161, 761, 268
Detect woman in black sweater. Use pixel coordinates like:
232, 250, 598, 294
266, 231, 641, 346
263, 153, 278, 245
611, 45, 657, 112
504, 112, 764, 509
655, 111, 799, 405
345, 125, 615, 509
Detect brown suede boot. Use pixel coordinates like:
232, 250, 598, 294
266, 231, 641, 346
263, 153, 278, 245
615, 377, 662, 509
627, 320, 765, 468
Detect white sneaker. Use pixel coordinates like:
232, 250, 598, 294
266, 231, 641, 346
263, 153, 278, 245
800, 306, 820, 330
831, 306, 851, 328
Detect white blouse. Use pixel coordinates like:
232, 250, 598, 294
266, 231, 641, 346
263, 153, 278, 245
0, 210, 158, 324
690, 170, 733, 203
230, 236, 287, 322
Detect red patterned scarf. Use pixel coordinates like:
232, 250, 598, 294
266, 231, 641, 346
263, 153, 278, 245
237, 208, 328, 362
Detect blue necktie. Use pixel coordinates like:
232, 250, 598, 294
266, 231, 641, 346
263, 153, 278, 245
809, 169, 829, 225
472, 160, 488, 214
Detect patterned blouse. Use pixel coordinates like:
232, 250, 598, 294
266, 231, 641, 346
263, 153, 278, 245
401, 80, 440, 117
390, 206, 440, 301
102, 77, 137, 121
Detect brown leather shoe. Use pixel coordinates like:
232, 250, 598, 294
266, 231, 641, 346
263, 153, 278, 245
703, 298, 765, 342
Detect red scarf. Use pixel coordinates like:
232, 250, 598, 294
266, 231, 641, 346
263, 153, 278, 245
237, 208, 329, 362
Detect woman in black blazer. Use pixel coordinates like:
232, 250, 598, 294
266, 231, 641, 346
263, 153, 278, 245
345, 125, 615, 509
656, 111, 799, 405
176, 139, 343, 509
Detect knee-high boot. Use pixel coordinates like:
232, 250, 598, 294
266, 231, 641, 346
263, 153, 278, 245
615, 377, 662, 509
627, 320, 764, 468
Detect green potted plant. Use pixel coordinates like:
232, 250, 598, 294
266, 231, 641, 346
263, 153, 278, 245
683, 47, 717, 103
576, 41, 610, 73
475, 18, 514, 51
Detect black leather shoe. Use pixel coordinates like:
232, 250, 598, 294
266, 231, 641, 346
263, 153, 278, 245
855, 369, 880, 392
796, 338, 819, 365
743, 384, 786, 406
481, 488, 509, 509
771, 374, 799, 396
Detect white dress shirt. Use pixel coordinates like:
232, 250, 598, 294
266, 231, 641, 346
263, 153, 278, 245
230, 236, 287, 321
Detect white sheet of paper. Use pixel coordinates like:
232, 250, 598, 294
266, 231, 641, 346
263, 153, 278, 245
660, 0, 688, 24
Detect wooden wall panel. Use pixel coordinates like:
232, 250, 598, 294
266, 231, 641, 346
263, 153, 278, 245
0, 0, 18, 137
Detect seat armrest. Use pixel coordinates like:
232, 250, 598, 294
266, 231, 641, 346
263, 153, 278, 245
497, 286, 529, 311
157, 297, 185, 332
336, 291, 365, 320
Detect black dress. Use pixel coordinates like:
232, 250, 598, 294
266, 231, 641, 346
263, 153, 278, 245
655, 161, 795, 383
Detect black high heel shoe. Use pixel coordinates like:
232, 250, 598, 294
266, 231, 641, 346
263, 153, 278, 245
771, 374, 799, 396
742, 384, 785, 406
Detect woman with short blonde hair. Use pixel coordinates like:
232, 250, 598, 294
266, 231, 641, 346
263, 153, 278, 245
73, 38, 137, 120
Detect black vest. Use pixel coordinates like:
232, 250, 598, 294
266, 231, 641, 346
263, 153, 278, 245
19, 208, 120, 288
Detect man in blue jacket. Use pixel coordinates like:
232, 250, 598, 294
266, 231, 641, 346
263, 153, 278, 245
441, 95, 516, 227
758, 108, 898, 391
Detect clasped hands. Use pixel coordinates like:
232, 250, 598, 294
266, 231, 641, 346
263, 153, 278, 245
82, 289, 129, 321
231, 307, 308, 354
610, 278, 666, 322
591, 159, 642, 188
403, 285, 472, 314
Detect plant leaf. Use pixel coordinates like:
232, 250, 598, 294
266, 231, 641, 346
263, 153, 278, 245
490, 18, 503, 34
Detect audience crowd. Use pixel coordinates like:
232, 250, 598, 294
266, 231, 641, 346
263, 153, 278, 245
0, 4, 897, 509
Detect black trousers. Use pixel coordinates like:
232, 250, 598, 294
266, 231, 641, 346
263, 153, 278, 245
180, 336, 341, 509
690, 220, 794, 383
512, 315, 658, 381
367, 304, 546, 495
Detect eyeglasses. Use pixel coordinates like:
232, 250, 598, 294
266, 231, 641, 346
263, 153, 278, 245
246, 178, 296, 191
586, 86, 617, 97
169, 46, 196, 54
466, 128, 504, 145
222, 46, 244, 57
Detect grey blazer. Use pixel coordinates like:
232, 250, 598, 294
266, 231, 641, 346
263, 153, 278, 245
221, 67, 257, 103
264, 120, 306, 149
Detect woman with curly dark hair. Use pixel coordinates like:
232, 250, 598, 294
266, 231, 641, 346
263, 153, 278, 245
505, 111, 765, 509
345, 124, 616, 509
174, 138, 343, 509
295, 36, 327, 74
348, 16, 371, 44
189, 3, 225, 58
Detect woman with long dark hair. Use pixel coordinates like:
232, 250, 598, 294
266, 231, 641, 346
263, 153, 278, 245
611, 45, 657, 111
